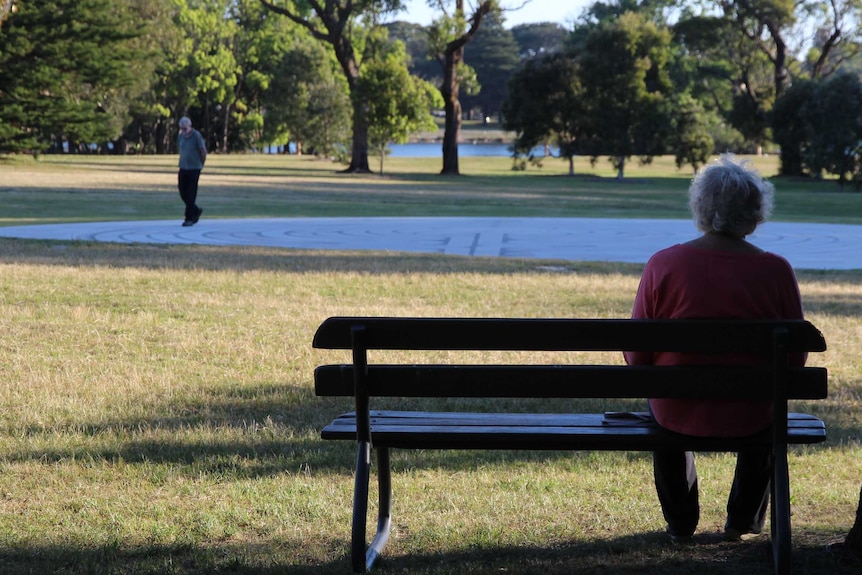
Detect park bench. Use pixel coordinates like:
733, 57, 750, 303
312, 316, 828, 574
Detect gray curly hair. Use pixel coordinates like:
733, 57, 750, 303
689, 154, 774, 238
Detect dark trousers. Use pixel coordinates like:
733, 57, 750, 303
178, 169, 201, 221
653, 449, 773, 537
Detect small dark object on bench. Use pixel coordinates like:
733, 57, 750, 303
313, 317, 828, 574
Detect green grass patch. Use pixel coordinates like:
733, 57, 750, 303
2, 154, 861, 225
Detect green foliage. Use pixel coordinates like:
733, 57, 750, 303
460, 11, 520, 119
385, 20, 440, 82
0, 0, 143, 153
668, 93, 715, 173
772, 73, 862, 186
357, 41, 440, 174
1, 0, 859, 169
771, 79, 816, 176
502, 53, 587, 175
801, 73, 862, 186
578, 11, 675, 178
427, 9, 483, 94
510, 22, 569, 58
262, 40, 352, 156
259, 0, 411, 172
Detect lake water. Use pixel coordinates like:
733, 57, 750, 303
389, 142, 515, 157
266, 142, 541, 157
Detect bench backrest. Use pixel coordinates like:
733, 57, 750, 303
312, 317, 826, 353
314, 317, 827, 397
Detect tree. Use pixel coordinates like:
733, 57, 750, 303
771, 73, 862, 185
801, 73, 862, 187
112, 0, 185, 154
0, 0, 143, 153
259, 0, 405, 173
180, 0, 241, 152
578, 11, 674, 179
502, 53, 588, 176
460, 11, 520, 121
427, 0, 495, 176
510, 22, 568, 58
385, 21, 439, 82
770, 78, 815, 176
356, 40, 441, 174
266, 40, 353, 156
714, 0, 797, 99
672, 11, 776, 153
676, 0, 862, 160
803, 0, 862, 79
668, 93, 714, 174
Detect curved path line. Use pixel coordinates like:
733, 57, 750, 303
1, 217, 860, 270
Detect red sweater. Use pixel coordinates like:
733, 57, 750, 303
624, 243, 805, 437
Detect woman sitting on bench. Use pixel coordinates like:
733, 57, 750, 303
624, 154, 806, 543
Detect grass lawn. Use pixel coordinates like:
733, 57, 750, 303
2, 153, 861, 225
0, 155, 860, 574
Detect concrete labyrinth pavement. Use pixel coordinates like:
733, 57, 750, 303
1, 217, 861, 270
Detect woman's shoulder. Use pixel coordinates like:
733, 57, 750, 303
645, 244, 689, 265
645, 243, 795, 277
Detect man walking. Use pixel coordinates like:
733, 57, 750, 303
177, 116, 207, 226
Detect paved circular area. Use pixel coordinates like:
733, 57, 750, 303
1, 217, 860, 270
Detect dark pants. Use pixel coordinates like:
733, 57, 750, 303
653, 449, 773, 537
178, 168, 202, 221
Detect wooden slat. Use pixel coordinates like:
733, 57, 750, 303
320, 411, 827, 451
324, 410, 825, 428
312, 317, 827, 353
314, 364, 828, 400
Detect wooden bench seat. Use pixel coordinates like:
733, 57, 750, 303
320, 410, 826, 451
313, 317, 828, 574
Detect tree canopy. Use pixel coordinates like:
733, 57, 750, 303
0, 0, 859, 186
0, 0, 143, 153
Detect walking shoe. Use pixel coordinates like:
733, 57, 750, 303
193, 207, 203, 223
182, 220, 194, 227
724, 527, 762, 542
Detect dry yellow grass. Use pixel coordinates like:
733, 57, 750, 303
0, 240, 860, 574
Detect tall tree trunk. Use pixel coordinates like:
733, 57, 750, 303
766, 21, 789, 99
155, 118, 166, 155
340, 48, 370, 173
346, 100, 371, 173
438, 0, 492, 176
221, 102, 231, 153
441, 45, 462, 176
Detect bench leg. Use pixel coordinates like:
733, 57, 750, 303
368, 447, 392, 568
351, 441, 392, 573
771, 451, 792, 575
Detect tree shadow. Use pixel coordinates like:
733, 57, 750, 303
0, 237, 645, 276
5, 376, 856, 482
2, 530, 859, 575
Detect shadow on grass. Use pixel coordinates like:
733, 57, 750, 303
1, 532, 859, 575
35, 156, 691, 183
0, 237, 646, 276
3, 377, 857, 481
